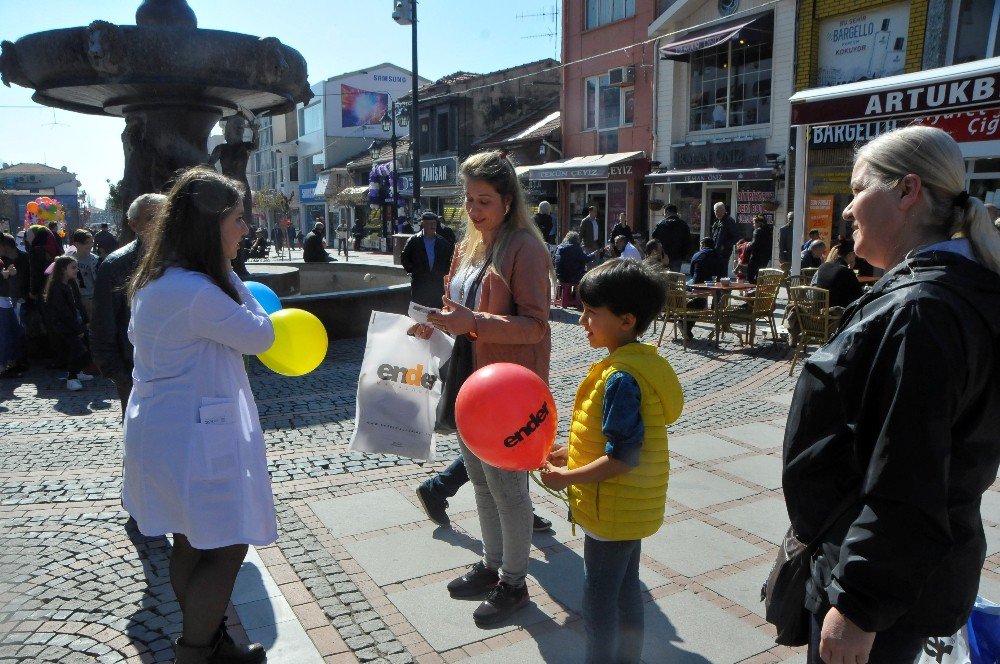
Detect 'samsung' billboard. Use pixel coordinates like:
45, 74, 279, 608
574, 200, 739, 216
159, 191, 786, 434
816, 3, 909, 87
341, 84, 389, 128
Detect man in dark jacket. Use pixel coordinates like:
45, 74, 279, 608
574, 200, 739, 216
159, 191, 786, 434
783, 249, 1000, 656
400, 213, 454, 307
778, 212, 793, 271
93, 223, 118, 258
303, 222, 335, 262
746, 216, 773, 282
651, 204, 691, 272
711, 202, 738, 272
688, 237, 727, 285
92, 193, 165, 416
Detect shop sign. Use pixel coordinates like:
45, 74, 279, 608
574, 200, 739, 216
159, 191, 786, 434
673, 140, 765, 170
808, 106, 1000, 147
299, 182, 324, 204
736, 182, 776, 224
420, 156, 458, 186
793, 71, 1000, 125
807, 196, 835, 248
397, 172, 414, 197
816, 4, 909, 87
531, 165, 609, 180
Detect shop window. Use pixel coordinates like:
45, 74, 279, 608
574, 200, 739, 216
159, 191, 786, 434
436, 110, 452, 152
586, 0, 636, 29
288, 156, 299, 182
947, 0, 1000, 65
297, 102, 323, 137
301, 153, 324, 183
584, 74, 631, 134
689, 18, 773, 131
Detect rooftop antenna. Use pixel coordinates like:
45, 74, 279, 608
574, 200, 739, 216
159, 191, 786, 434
517, 5, 560, 59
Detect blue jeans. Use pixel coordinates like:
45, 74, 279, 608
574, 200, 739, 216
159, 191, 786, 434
426, 456, 469, 499
807, 610, 923, 664
584, 536, 643, 664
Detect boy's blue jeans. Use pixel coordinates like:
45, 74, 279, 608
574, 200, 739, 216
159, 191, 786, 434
584, 535, 644, 664
425, 456, 469, 498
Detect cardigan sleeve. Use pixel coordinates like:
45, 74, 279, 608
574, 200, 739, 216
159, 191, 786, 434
472, 232, 550, 345
189, 278, 274, 355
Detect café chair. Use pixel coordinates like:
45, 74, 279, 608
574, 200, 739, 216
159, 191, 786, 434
720, 272, 783, 347
658, 278, 714, 351
787, 285, 841, 375
650, 271, 687, 336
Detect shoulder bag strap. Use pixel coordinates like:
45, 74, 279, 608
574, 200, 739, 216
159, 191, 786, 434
463, 253, 494, 309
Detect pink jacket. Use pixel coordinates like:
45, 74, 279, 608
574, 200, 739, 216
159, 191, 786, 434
445, 229, 552, 382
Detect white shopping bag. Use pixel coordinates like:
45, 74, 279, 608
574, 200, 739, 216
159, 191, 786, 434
919, 629, 971, 664
349, 311, 454, 461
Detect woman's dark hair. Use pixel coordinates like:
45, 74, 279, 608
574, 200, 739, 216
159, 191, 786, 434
578, 258, 666, 335
44, 255, 77, 304
645, 239, 662, 255
129, 167, 244, 303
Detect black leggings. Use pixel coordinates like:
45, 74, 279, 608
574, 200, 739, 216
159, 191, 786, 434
64, 332, 90, 379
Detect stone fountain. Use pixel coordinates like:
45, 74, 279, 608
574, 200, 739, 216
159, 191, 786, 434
0, 0, 313, 241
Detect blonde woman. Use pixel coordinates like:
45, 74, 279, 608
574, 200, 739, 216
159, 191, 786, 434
411, 150, 552, 625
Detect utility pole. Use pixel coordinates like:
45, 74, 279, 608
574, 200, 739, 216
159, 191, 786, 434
393, 0, 420, 216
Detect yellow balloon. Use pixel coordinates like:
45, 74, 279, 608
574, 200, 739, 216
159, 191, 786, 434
257, 308, 327, 376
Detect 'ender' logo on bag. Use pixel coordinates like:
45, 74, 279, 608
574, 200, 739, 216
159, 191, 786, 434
377, 363, 439, 390
504, 402, 549, 448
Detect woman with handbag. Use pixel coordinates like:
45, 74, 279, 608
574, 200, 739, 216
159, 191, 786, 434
410, 150, 552, 626
124, 167, 276, 664
780, 126, 1000, 663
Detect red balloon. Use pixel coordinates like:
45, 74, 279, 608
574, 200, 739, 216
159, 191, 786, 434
456, 363, 557, 471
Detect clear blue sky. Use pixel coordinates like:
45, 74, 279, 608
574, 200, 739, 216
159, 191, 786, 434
0, 1, 561, 206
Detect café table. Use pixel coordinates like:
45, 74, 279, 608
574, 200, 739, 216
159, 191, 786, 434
687, 281, 757, 347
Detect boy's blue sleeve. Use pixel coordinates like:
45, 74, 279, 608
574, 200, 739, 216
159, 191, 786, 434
602, 371, 644, 467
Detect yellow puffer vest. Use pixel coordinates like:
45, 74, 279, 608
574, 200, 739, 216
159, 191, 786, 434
567, 343, 683, 540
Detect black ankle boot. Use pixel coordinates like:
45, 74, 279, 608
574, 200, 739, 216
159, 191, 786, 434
210, 619, 265, 663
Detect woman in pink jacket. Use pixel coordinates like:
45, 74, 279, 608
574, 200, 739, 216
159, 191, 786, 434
412, 150, 552, 626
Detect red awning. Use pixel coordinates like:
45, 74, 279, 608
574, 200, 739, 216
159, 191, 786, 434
659, 14, 770, 61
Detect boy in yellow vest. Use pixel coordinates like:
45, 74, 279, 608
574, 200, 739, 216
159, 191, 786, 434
541, 258, 683, 663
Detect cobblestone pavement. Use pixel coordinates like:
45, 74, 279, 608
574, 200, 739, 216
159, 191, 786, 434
2, 255, 998, 663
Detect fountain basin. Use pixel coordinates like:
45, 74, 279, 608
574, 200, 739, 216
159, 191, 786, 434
250, 262, 412, 340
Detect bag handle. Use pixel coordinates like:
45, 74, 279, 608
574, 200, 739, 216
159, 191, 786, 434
464, 252, 494, 309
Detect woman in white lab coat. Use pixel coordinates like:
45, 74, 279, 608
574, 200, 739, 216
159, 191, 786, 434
123, 167, 275, 664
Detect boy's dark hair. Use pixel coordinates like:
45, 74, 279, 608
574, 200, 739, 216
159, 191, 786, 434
666, 204, 678, 214
71, 228, 92, 244
578, 258, 666, 336
701, 237, 715, 248
0, 233, 16, 250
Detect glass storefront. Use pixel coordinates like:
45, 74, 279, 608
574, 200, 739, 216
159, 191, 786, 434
970, 157, 1000, 206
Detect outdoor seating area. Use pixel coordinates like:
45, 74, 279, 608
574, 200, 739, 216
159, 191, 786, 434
654, 267, 844, 374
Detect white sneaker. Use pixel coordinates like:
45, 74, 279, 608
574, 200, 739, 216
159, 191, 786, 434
66, 378, 83, 391
77, 372, 95, 381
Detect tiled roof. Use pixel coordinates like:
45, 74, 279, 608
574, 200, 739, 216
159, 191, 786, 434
477, 107, 560, 146
0, 162, 74, 175
345, 136, 412, 170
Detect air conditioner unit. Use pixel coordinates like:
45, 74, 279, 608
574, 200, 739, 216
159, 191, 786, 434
608, 66, 636, 87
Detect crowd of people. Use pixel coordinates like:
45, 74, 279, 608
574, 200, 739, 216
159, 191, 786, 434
2, 126, 1000, 664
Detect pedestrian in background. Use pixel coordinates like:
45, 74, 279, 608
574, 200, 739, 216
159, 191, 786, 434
652, 204, 691, 273
401, 212, 454, 307
711, 202, 738, 274
336, 222, 350, 260
69, 229, 98, 321
778, 212, 793, 273
43, 255, 92, 391
123, 167, 274, 664
93, 223, 118, 258
532, 200, 555, 245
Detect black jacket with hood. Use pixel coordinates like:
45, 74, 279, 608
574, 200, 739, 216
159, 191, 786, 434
783, 248, 1000, 636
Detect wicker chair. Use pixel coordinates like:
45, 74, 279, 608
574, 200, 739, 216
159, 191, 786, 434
787, 286, 841, 375
658, 278, 714, 351
650, 271, 686, 336
720, 272, 783, 347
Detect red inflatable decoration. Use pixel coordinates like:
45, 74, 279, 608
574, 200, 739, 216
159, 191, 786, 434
455, 363, 557, 471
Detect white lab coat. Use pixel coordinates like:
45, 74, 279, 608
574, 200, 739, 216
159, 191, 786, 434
122, 268, 277, 550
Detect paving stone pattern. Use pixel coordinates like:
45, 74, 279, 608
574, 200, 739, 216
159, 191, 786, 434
2, 295, 999, 664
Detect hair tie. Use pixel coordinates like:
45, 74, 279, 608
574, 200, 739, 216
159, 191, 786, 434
953, 190, 969, 208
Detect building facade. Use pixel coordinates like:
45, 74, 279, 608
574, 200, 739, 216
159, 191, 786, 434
291, 63, 423, 239
792, 0, 1000, 248
531, 1, 658, 243
0, 163, 81, 235
643, 0, 797, 266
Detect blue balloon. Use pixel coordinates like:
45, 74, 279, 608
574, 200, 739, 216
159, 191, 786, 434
245, 281, 282, 315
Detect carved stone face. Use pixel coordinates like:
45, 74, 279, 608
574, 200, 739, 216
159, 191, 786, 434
225, 116, 247, 143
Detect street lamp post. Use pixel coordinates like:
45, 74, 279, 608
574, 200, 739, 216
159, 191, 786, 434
393, 0, 420, 216
370, 101, 409, 251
